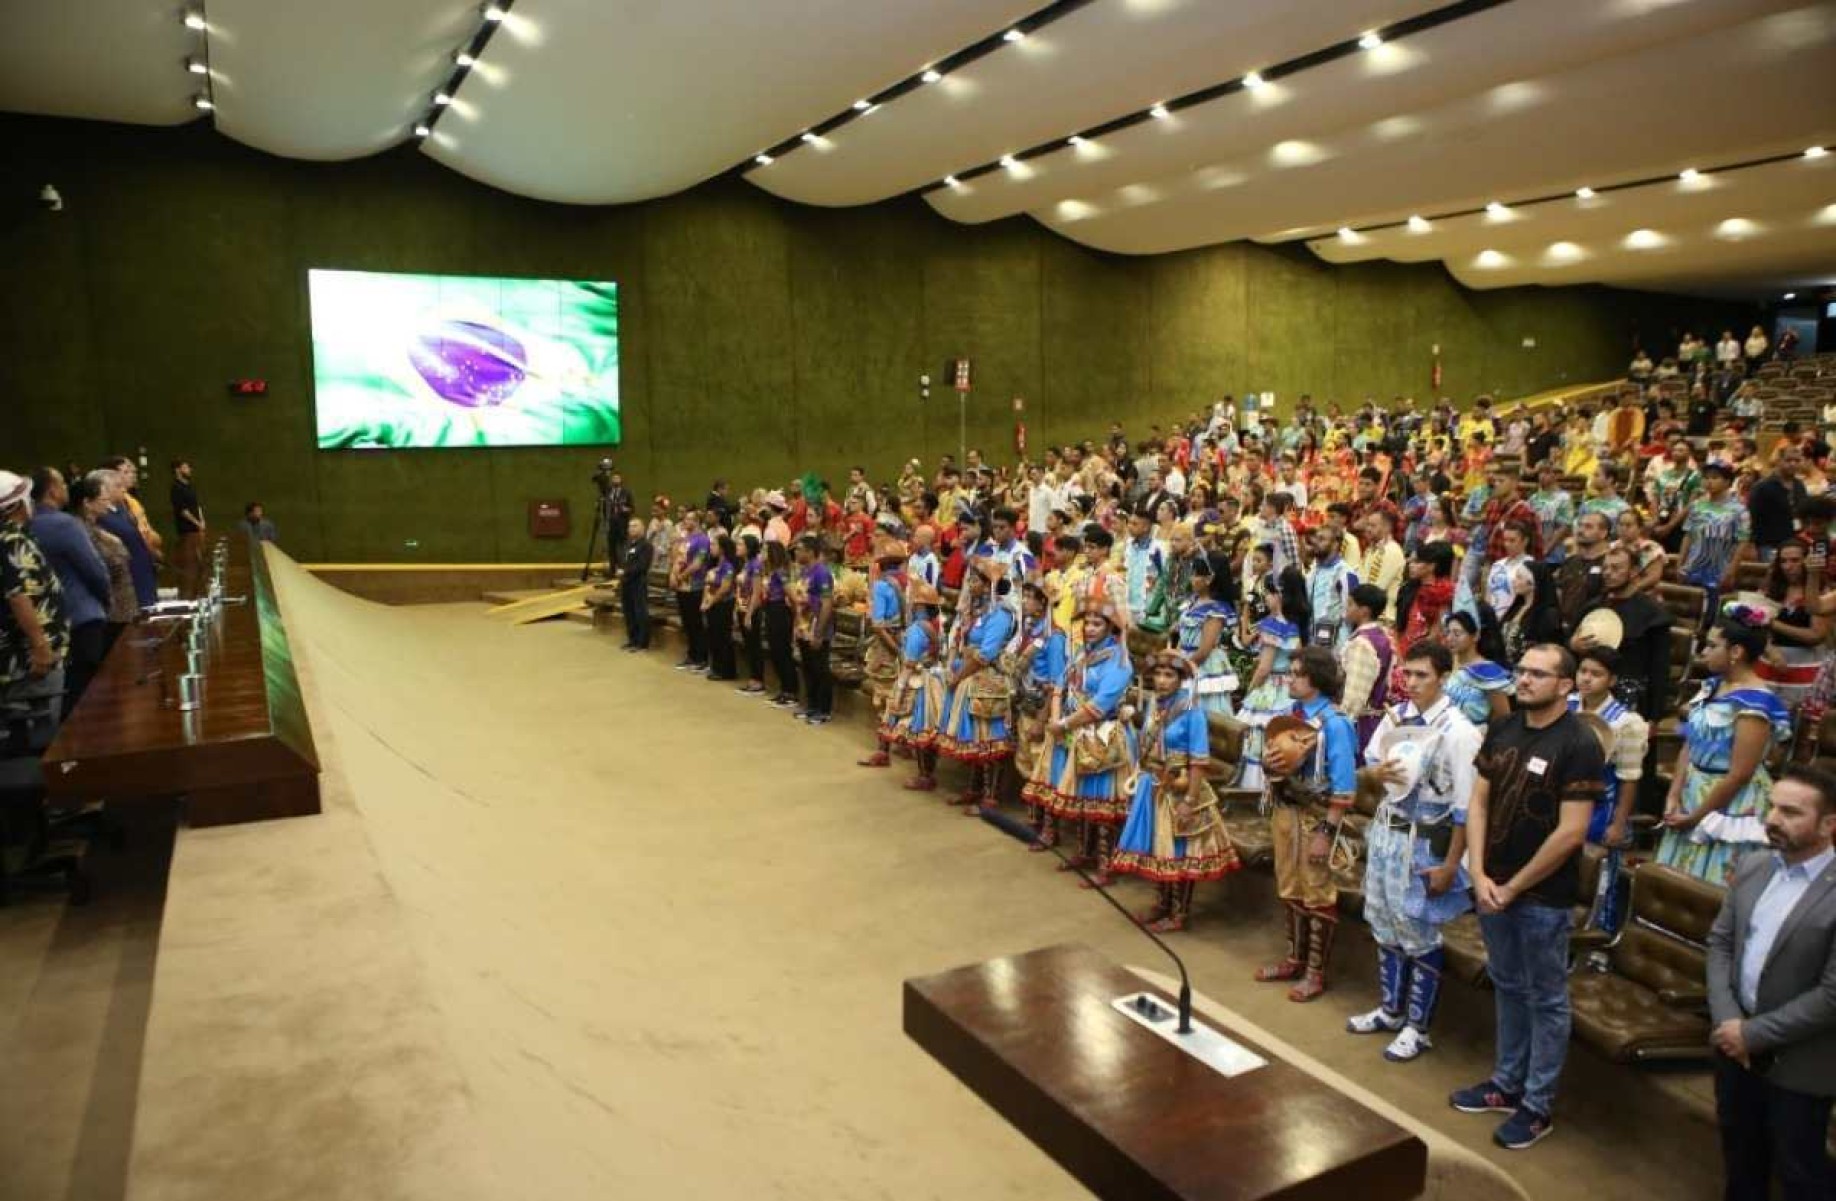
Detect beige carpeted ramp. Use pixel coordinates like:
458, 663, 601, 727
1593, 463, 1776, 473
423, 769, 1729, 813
120, 548, 1694, 1200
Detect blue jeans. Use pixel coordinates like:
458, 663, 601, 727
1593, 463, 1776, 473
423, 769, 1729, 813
1480, 901, 1572, 1115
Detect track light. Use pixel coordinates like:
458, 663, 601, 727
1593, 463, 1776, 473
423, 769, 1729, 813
1807, 146, 1829, 159
1003, 28, 1025, 43
799, 132, 819, 145
1149, 103, 1170, 119
193, 95, 213, 111
1679, 167, 1700, 182
183, 11, 206, 30
921, 68, 942, 84
186, 56, 208, 75
852, 99, 870, 111
1358, 31, 1382, 50
413, 123, 431, 138
754, 154, 773, 166
455, 51, 476, 68
943, 175, 960, 188
433, 91, 452, 106
1485, 201, 1508, 216
1575, 186, 1596, 199
1242, 71, 1265, 89
482, 4, 506, 22
1407, 215, 1430, 232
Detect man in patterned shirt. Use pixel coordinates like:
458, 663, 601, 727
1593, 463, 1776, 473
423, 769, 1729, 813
1644, 435, 1701, 552
1526, 463, 1576, 565
0, 470, 70, 706
1678, 462, 1751, 613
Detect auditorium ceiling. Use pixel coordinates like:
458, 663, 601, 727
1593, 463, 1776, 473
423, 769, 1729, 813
4, 0, 1833, 299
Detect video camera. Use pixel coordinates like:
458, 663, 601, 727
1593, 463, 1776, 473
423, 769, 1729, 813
592, 458, 616, 494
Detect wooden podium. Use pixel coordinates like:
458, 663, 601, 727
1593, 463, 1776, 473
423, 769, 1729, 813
904, 944, 1427, 1201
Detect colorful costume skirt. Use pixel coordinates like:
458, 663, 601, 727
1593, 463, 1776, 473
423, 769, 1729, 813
934, 670, 1013, 764
1111, 775, 1239, 883
881, 667, 945, 750
1033, 723, 1135, 824
1654, 764, 1772, 887
1234, 679, 1289, 791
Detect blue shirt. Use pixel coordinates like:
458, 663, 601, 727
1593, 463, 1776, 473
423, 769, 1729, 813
28, 510, 110, 627
1739, 846, 1836, 1013
97, 506, 157, 608
869, 577, 903, 627
1292, 693, 1359, 796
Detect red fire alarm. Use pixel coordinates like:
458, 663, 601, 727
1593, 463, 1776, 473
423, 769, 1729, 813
228, 379, 269, 396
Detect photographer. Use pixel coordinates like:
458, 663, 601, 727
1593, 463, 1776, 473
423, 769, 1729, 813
593, 461, 633, 579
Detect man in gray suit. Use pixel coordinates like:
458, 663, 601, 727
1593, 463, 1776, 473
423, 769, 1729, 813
1707, 765, 1836, 1201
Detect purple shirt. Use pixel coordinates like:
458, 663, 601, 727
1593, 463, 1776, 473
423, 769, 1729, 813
681, 532, 711, 590
801, 562, 834, 642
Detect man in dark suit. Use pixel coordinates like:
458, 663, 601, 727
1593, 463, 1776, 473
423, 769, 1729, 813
619, 519, 653, 652
1707, 765, 1836, 1201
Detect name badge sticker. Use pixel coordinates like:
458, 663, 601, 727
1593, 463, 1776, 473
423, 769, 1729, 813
1527, 756, 1549, 775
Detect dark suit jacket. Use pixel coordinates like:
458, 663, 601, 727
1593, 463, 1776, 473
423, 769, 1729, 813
621, 540, 653, 589
1707, 849, 1836, 1096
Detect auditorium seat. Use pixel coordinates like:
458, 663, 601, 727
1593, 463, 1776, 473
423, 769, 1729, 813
1568, 863, 1721, 1063
1437, 847, 1612, 989
0, 701, 90, 906
1655, 582, 1706, 633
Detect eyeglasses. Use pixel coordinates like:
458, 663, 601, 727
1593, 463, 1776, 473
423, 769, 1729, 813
1512, 665, 1563, 680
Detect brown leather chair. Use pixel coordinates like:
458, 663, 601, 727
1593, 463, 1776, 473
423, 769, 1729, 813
1655, 582, 1706, 632
830, 610, 866, 685
1216, 789, 1272, 868
1330, 768, 1387, 917
1436, 846, 1612, 988
1568, 863, 1722, 1063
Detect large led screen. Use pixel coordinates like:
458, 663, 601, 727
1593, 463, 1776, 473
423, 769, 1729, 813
308, 269, 620, 449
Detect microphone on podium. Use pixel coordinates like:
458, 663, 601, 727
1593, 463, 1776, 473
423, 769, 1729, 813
979, 805, 1194, 1035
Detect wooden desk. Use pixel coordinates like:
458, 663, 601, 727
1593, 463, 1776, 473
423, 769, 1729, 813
43, 537, 320, 827
904, 943, 1427, 1201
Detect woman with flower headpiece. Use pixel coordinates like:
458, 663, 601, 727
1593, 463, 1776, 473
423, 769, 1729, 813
1111, 651, 1240, 931
1027, 574, 1136, 883
935, 558, 1019, 810
1235, 567, 1310, 789
1176, 552, 1239, 718
1657, 608, 1793, 885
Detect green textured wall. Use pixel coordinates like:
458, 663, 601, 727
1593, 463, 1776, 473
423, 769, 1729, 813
1, 114, 1746, 563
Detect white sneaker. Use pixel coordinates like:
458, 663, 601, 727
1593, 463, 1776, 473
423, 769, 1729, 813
1383, 1026, 1432, 1062
1346, 1007, 1405, 1035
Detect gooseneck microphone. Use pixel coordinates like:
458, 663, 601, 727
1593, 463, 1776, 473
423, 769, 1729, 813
979, 805, 1194, 1035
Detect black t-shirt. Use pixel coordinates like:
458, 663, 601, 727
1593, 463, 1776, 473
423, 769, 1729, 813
170, 480, 202, 534
1748, 476, 1805, 550
1526, 431, 1560, 469
1474, 710, 1605, 908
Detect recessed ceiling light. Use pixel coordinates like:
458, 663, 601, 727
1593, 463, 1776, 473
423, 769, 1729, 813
1485, 201, 1508, 216
852, 99, 870, 111
182, 11, 206, 30
1242, 71, 1265, 89
186, 56, 208, 75
800, 132, 819, 144
413, 123, 431, 138
1575, 186, 1596, 199
754, 153, 773, 166
1624, 228, 1666, 249
999, 155, 1019, 169
921, 68, 942, 84
1003, 28, 1025, 43
1358, 31, 1382, 50
193, 95, 213, 111
1407, 215, 1431, 232
1149, 103, 1170, 119
1807, 146, 1829, 159
482, 4, 506, 22
455, 51, 476, 68
433, 91, 452, 106
1784, 292, 1797, 300
1475, 249, 1507, 268
1679, 167, 1700, 181
943, 175, 960, 188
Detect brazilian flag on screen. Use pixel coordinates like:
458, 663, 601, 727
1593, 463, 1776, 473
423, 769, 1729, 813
308, 269, 620, 450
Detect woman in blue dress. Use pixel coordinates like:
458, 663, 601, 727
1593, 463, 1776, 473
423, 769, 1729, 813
1176, 552, 1239, 718
885, 579, 947, 793
1235, 567, 1309, 790
1007, 581, 1066, 837
1112, 651, 1241, 931
1657, 615, 1792, 885
1440, 607, 1512, 727
936, 559, 1019, 810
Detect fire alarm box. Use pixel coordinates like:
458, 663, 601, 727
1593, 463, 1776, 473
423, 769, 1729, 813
528, 499, 569, 539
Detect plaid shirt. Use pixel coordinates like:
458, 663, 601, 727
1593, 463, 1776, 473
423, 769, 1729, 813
1339, 623, 1388, 720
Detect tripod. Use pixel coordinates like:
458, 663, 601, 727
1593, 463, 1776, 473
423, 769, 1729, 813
579, 488, 618, 583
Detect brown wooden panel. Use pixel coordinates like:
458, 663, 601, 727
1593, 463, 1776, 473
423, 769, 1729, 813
904, 944, 1426, 1201
43, 537, 319, 826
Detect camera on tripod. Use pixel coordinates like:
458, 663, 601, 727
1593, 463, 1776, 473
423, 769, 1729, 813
592, 458, 615, 494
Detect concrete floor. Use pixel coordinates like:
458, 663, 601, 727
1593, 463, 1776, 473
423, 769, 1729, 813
0, 557, 1725, 1200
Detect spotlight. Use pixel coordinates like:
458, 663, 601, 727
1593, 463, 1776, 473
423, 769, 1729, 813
943, 175, 960, 187
1358, 31, 1382, 50
1575, 186, 1596, 199
186, 56, 208, 75
1149, 103, 1170, 119
1807, 146, 1829, 159
852, 99, 870, 111
754, 153, 773, 166
183, 11, 206, 30
800, 132, 818, 144
1000, 154, 1019, 169
1242, 71, 1265, 89
1485, 201, 1508, 216
482, 3, 506, 21
1407, 215, 1430, 232
455, 51, 476, 68
193, 94, 213, 111
1336, 227, 1356, 239
921, 68, 942, 84
1784, 292, 1797, 300
1067, 135, 1087, 147
433, 91, 452, 106
413, 123, 431, 138
1679, 167, 1700, 181
1003, 28, 1025, 43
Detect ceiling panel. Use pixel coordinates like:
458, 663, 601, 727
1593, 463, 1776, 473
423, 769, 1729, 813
0, 0, 199, 127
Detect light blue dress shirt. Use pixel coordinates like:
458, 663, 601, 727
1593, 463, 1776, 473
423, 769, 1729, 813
1739, 846, 1836, 1013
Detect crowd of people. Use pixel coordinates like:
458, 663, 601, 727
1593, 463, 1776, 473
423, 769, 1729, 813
604, 376, 1836, 1176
